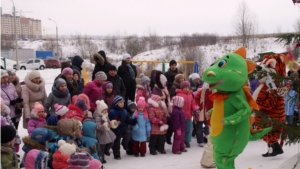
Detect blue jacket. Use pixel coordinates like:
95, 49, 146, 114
285, 90, 298, 116
109, 105, 136, 136
82, 121, 100, 160
132, 112, 151, 142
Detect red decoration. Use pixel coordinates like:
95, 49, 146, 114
296, 43, 300, 48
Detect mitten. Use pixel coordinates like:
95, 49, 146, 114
16, 98, 23, 103
266, 74, 277, 90
10, 100, 16, 106
103, 122, 109, 130
164, 124, 169, 130
176, 129, 181, 136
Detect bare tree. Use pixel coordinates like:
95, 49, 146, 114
74, 34, 98, 59
37, 38, 57, 51
124, 35, 146, 56
294, 18, 300, 33
178, 46, 206, 74
232, 1, 258, 47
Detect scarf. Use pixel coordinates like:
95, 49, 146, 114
52, 86, 69, 98
144, 84, 151, 97
127, 64, 135, 79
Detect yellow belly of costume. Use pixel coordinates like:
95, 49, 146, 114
210, 99, 224, 136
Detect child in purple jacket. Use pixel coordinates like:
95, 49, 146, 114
171, 96, 187, 154
27, 102, 47, 135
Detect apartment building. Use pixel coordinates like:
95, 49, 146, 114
1, 13, 42, 40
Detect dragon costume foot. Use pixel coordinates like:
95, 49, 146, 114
249, 127, 272, 141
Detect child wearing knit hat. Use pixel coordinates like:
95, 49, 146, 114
44, 78, 71, 116
131, 97, 151, 157
175, 81, 199, 148
109, 95, 137, 160
1, 126, 18, 169
60, 98, 87, 122
170, 73, 184, 98
136, 73, 152, 101
127, 100, 137, 116
25, 149, 50, 169
94, 100, 117, 164
147, 94, 168, 155
98, 81, 115, 113
88, 159, 102, 169
27, 102, 47, 136
67, 152, 94, 168
171, 96, 187, 154
52, 140, 77, 169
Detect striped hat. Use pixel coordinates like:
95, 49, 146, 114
151, 94, 161, 102
113, 95, 125, 106
172, 96, 184, 108
54, 104, 69, 116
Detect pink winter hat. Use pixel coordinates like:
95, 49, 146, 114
34, 102, 46, 117
180, 81, 190, 89
61, 67, 73, 76
72, 94, 91, 110
54, 104, 69, 116
89, 159, 102, 169
151, 94, 161, 102
137, 97, 147, 109
172, 96, 184, 108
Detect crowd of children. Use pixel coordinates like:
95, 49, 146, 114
0, 55, 214, 169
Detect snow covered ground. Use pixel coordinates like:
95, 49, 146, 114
13, 69, 300, 169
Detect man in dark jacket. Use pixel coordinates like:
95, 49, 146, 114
117, 54, 137, 103
164, 60, 182, 91
71, 55, 84, 73
107, 65, 126, 98
92, 50, 112, 80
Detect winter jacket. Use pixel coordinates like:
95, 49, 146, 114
60, 105, 84, 122
147, 98, 168, 135
98, 82, 115, 112
194, 88, 213, 125
73, 69, 84, 96
169, 81, 180, 98
10, 76, 22, 98
117, 60, 137, 91
132, 112, 151, 142
25, 149, 50, 169
152, 85, 171, 112
22, 75, 47, 119
109, 105, 136, 136
27, 112, 47, 136
52, 150, 70, 169
135, 85, 151, 101
250, 78, 259, 94
171, 106, 186, 132
82, 121, 100, 160
1, 105, 21, 145
44, 86, 71, 115
93, 112, 116, 145
1, 144, 18, 169
92, 52, 112, 80
189, 78, 203, 92
82, 79, 103, 112
71, 55, 84, 73
55, 75, 78, 98
176, 89, 198, 120
164, 68, 182, 91
1, 82, 19, 118
285, 89, 298, 116
106, 74, 126, 98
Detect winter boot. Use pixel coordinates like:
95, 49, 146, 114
185, 142, 191, 148
262, 142, 284, 157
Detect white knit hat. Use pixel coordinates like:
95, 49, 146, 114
54, 104, 69, 116
28, 70, 41, 80
190, 73, 200, 81
96, 100, 108, 115
58, 140, 77, 156
123, 53, 131, 60
1, 70, 8, 78
160, 74, 167, 86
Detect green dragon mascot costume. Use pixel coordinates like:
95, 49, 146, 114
202, 47, 271, 169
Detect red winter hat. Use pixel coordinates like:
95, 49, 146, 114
180, 81, 190, 89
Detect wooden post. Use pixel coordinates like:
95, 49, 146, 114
184, 63, 187, 79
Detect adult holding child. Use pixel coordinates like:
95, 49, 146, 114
22, 70, 47, 129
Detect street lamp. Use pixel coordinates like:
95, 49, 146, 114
10, 0, 19, 70
48, 18, 59, 57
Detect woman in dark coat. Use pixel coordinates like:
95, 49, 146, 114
92, 50, 112, 80
117, 54, 137, 103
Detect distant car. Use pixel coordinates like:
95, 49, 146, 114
13, 58, 46, 70
44, 57, 61, 68
58, 57, 71, 63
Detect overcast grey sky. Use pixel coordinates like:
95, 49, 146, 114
1, 0, 300, 36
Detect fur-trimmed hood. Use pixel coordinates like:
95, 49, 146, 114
25, 74, 46, 92
1, 144, 13, 154
10, 76, 20, 86
136, 84, 145, 90
57, 118, 82, 138
22, 136, 46, 151
93, 53, 105, 66
147, 98, 167, 110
